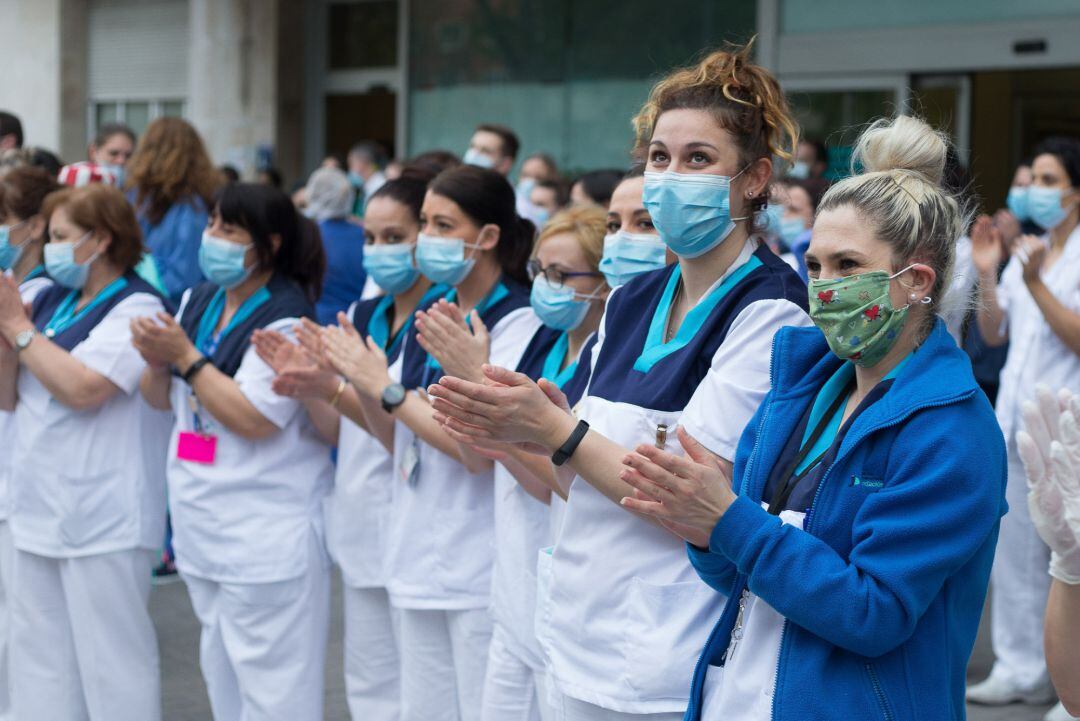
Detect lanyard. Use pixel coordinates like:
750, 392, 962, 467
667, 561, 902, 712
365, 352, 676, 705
194, 286, 270, 357
767, 379, 853, 516
541, 332, 578, 389
421, 280, 508, 386
43, 276, 128, 339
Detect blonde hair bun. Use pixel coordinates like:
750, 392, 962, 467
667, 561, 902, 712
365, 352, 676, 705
853, 115, 947, 186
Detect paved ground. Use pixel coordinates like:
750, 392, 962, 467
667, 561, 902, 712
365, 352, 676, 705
150, 577, 1055, 720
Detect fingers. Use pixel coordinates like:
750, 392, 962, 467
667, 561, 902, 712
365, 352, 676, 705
619, 495, 665, 516
618, 464, 670, 504
620, 453, 679, 499
1050, 441, 1080, 496
677, 426, 720, 469
1017, 431, 1047, 486
634, 442, 705, 482
435, 374, 506, 405
1036, 384, 1062, 443
428, 393, 498, 427
434, 411, 494, 440
1022, 400, 1053, 458
337, 311, 359, 338
469, 310, 489, 341
1059, 410, 1080, 471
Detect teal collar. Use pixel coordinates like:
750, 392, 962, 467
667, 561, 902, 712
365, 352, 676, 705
541, 332, 579, 388
633, 255, 763, 373
369, 284, 447, 357
195, 286, 271, 356
44, 276, 128, 339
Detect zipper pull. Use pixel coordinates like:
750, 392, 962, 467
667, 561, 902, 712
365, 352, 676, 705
655, 423, 668, 449
724, 588, 750, 663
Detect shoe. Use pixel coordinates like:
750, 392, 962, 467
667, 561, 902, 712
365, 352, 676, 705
967, 675, 1057, 705
1045, 702, 1080, 721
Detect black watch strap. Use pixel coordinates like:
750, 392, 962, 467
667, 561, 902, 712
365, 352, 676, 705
181, 356, 212, 384
552, 420, 590, 467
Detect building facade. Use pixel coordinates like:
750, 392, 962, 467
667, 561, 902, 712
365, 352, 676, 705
2, 0, 1079, 205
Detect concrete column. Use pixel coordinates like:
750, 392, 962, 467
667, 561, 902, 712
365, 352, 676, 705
0, 0, 87, 160
188, 0, 278, 178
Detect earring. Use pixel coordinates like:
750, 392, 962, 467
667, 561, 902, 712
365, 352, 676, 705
746, 191, 754, 198
909, 293, 916, 300
920, 296, 933, 305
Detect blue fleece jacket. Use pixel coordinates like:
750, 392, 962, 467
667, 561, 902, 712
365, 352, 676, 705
135, 194, 208, 303
685, 319, 1008, 721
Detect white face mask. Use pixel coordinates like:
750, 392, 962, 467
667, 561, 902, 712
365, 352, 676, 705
464, 148, 495, 169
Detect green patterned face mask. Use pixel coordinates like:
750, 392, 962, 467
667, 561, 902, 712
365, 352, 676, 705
808, 264, 922, 367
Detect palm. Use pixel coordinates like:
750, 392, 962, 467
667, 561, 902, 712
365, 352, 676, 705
970, 216, 1003, 275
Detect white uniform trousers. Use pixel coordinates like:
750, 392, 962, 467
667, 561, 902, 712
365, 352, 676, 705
0, 522, 14, 721
10, 547, 160, 721
343, 584, 401, 721
399, 607, 493, 721
481, 622, 553, 721
989, 448, 1052, 690
551, 693, 683, 721
183, 553, 331, 721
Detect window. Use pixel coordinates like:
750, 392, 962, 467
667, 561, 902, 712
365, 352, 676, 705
88, 99, 186, 140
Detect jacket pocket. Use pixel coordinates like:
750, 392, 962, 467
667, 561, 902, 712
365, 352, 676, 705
863, 663, 896, 721
59, 468, 132, 549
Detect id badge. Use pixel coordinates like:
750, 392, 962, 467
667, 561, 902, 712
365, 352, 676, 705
177, 431, 218, 464
399, 437, 420, 487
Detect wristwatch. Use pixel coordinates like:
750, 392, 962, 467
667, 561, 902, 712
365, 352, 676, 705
381, 382, 407, 413
14, 329, 35, 353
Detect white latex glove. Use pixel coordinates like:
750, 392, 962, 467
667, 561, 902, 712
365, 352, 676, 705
1018, 385, 1080, 584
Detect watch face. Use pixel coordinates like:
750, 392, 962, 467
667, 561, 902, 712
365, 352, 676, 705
383, 383, 406, 405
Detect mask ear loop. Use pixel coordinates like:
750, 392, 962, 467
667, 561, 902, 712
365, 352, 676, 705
730, 161, 765, 224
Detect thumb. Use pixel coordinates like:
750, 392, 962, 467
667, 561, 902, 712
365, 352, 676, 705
470, 309, 489, 340
537, 378, 570, 411
676, 426, 717, 468
482, 364, 528, 387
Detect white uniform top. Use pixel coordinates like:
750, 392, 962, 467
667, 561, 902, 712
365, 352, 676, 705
542, 242, 813, 714
167, 297, 334, 584
324, 352, 402, 589
384, 306, 541, 609
11, 292, 171, 558
994, 225, 1080, 443
700, 506, 806, 721
0, 272, 52, 522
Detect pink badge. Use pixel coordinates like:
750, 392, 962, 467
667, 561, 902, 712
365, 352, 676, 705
177, 432, 217, 464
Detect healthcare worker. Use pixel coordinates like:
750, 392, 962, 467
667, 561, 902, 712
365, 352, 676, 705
599, 168, 671, 289
131, 183, 332, 721
427, 41, 811, 721
0, 166, 56, 720
319, 164, 539, 721
0, 183, 170, 721
616, 114, 1008, 721
420, 204, 609, 721
252, 170, 441, 721
968, 136, 1080, 711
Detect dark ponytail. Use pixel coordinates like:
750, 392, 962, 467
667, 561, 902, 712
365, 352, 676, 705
212, 183, 326, 302
428, 165, 533, 286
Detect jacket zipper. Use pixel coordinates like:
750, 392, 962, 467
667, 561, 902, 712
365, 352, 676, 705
767, 389, 976, 721
866, 664, 895, 721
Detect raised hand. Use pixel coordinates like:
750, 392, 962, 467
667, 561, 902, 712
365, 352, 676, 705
415, 300, 490, 383
970, 214, 1004, 277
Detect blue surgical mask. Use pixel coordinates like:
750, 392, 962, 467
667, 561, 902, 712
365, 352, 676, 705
530, 275, 602, 331
415, 233, 481, 286
198, 232, 253, 289
1027, 186, 1074, 230
599, 231, 667, 287
103, 163, 126, 188
516, 177, 537, 200
642, 168, 749, 258
464, 148, 495, 169
348, 171, 365, 188
1006, 186, 1030, 222
44, 231, 97, 289
363, 243, 420, 295
520, 199, 550, 229
779, 216, 808, 246
788, 161, 810, 179
0, 220, 30, 271
760, 203, 784, 235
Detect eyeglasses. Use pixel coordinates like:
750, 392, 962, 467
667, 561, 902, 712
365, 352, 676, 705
527, 259, 603, 288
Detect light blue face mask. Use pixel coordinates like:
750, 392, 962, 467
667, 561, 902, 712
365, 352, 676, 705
44, 231, 97, 289
0, 220, 30, 271
599, 231, 667, 287
530, 275, 602, 332
198, 232, 254, 289
1006, 186, 1030, 222
779, 216, 808, 247
415, 233, 481, 286
519, 198, 550, 229
103, 163, 126, 188
363, 243, 420, 295
760, 203, 784, 235
516, 177, 537, 200
347, 171, 365, 188
463, 148, 495, 169
788, 161, 810, 179
1028, 185, 1075, 230
642, 168, 749, 258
